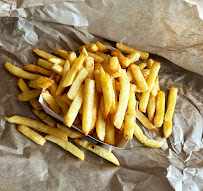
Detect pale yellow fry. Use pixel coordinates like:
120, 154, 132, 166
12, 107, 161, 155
18, 89, 41, 101
154, 90, 165, 127
23, 64, 53, 77
45, 135, 84, 161
55, 95, 69, 114
94, 69, 102, 93
105, 117, 115, 146
48, 81, 58, 97
67, 52, 77, 66
32, 109, 57, 127
95, 51, 109, 62
100, 95, 106, 120
109, 77, 117, 114
124, 115, 135, 139
53, 49, 69, 59
139, 91, 150, 113
151, 76, 159, 97
95, 41, 109, 52
82, 80, 95, 135
33, 49, 65, 66
118, 54, 131, 68
85, 56, 94, 79
127, 50, 141, 63
57, 124, 83, 139
67, 68, 88, 100
96, 101, 106, 141
74, 138, 120, 166
127, 68, 134, 82
17, 125, 46, 146
51, 64, 63, 76
134, 123, 164, 148
41, 90, 61, 115
5, 115, 67, 142
56, 59, 70, 96
17, 78, 42, 110
165, 87, 178, 121
138, 63, 147, 70
87, 52, 104, 62
87, 44, 99, 52
147, 58, 154, 69
38, 58, 53, 70
64, 85, 83, 127
126, 84, 137, 116
100, 67, 113, 117
5, 62, 40, 80
109, 57, 119, 72
29, 77, 54, 89
142, 69, 150, 77
147, 95, 156, 122
115, 81, 141, 93
116, 43, 149, 60
163, 120, 173, 139
130, 64, 149, 92
62, 52, 86, 87
113, 69, 130, 129
137, 110, 158, 131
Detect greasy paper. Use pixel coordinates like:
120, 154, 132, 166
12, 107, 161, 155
0, 1, 203, 191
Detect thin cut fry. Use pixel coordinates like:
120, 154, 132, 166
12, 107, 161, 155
5, 62, 40, 80
67, 52, 77, 66
134, 123, 164, 148
18, 89, 41, 101
74, 138, 120, 166
53, 49, 69, 59
109, 77, 117, 114
95, 41, 109, 52
85, 56, 94, 79
87, 52, 104, 63
17, 125, 46, 146
38, 58, 53, 70
32, 109, 57, 127
29, 76, 54, 89
105, 117, 115, 145
147, 95, 156, 122
151, 76, 159, 97
163, 120, 173, 139
147, 58, 154, 69
137, 110, 158, 131
45, 135, 84, 161
127, 50, 141, 63
139, 91, 150, 113
154, 90, 165, 127
94, 69, 102, 93
5, 115, 67, 142
113, 69, 130, 129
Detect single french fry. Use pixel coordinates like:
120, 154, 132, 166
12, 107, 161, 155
67, 52, 77, 66
96, 100, 106, 141
95, 41, 109, 52
100, 95, 106, 120
110, 50, 121, 57
33, 49, 65, 66
18, 89, 41, 101
17, 78, 42, 110
62, 52, 86, 87
55, 59, 70, 96
147, 95, 156, 122
116, 43, 149, 60
100, 66, 113, 117
138, 63, 147, 70
163, 120, 173, 139
109, 57, 119, 72
94, 69, 102, 93
130, 64, 149, 92
127, 67, 134, 82
32, 109, 57, 127
105, 117, 115, 146
134, 123, 164, 148
57, 124, 83, 139
95, 51, 109, 62
29, 76, 54, 89
151, 76, 159, 97
41, 90, 61, 115
23, 64, 53, 77
109, 77, 117, 114
45, 135, 84, 161
17, 125, 46, 146
147, 58, 154, 69
38, 58, 53, 70
5, 62, 41, 80
81, 47, 88, 56
141, 69, 150, 77
154, 91, 165, 127
82, 80, 95, 135
48, 81, 58, 97
124, 84, 137, 139
5, 115, 67, 142
113, 69, 130, 129
87, 52, 104, 63
85, 56, 94, 79
87, 44, 99, 52
139, 91, 150, 113
51, 64, 63, 76
54, 75, 61, 84
137, 110, 158, 131
53, 49, 69, 59
118, 54, 131, 68
67, 68, 88, 100
74, 138, 120, 166
127, 50, 141, 63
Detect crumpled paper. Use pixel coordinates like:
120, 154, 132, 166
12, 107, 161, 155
0, 1, 203, 191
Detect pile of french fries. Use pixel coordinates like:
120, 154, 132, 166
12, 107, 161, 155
4, 41, 178, 166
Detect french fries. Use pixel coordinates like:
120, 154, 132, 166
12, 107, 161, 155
95, 41, 109, 52
17, 125, 46, 146
51, 64, 63, 76
105, 117, 115, 145
5, 115, 67, 142
151, 76, 159, 97
147, 58, 154, 69
85, 56, 94, 79
53, 49, 69, 59
29, 76, 54, 89
127, 50, 140, 63
74, 138, 120, 166
67, 52, 77, 66
38, 58, 53, 70
18, 89, 41, 101
138, 63, 147, 70
45, 135, 84, 161
147, 95, 156, 122
5, 62, 41, 80
87, 52, 104, 63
